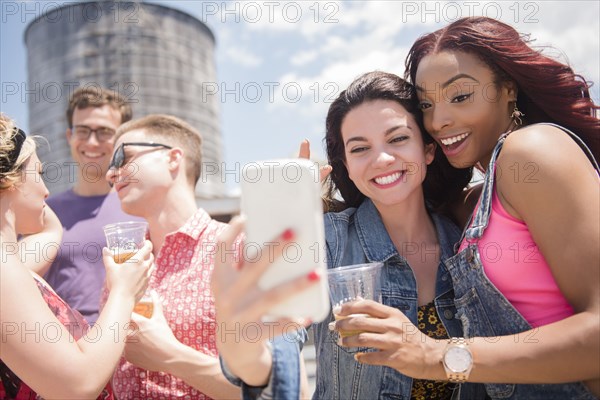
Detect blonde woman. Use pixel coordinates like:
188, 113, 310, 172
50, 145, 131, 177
0, 114, 154, 399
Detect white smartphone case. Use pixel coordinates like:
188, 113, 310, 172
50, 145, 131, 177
241, 159, 330, 322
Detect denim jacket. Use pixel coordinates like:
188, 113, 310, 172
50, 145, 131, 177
313, 198, 484, 400
223, 198, 486, 399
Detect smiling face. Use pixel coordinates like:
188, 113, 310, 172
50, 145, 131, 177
106, 129, 174, 217
66, 105, 122, 181
12, 152, 49, 234
415, 50, 516, 168
341, 100, 434, 210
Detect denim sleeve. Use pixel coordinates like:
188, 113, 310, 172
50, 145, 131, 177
219, 328, 307, 400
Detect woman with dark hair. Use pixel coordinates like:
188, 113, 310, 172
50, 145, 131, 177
333, 17, 599, 399
0, 113, 155, 399
323, 72, 475, 223
212, 71, 485, 399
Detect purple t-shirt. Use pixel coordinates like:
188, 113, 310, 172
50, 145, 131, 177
45, 190, 142, 325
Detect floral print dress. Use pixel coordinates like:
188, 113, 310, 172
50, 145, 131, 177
0, 274, 113, 400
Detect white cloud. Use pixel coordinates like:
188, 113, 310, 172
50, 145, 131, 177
224, 46, 262, 68
290, 50, 318, 66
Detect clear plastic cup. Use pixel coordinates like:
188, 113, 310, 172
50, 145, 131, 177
103, 221, 153, 317
327, 262, 383, 337
103, 221, 148, 264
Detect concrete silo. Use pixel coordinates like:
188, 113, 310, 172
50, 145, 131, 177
24, 0, 224, 199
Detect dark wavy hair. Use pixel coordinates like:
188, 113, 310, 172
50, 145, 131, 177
324, 71, 472, 214
405, 16, 599, 159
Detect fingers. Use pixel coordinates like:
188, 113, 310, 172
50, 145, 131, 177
298, 139, 310, 159
337, 331, 391, 350
215, 216, 245, 270
212, 216, 245, 296
140, 239, 153, 256
353, 350, 388, 367
146, 260, 156, 278
149, 290, 164, 319
335, 299, 393, 319
230, 227, 297, 298
130, 312, 145, 325
240, 269, 322, 323
298, 138, 331, 182
102, 247, 116, 268
131, 240, 154, 262
319, 165, 332, 182
332, 313, 388, 336
219, 216, 245, 250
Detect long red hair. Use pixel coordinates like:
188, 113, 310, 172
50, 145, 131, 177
405, 17, 599, 159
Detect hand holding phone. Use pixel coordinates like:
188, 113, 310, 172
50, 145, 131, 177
241, 159, 330, 322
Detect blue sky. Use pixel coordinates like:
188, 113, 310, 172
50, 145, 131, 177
2, 0, 599, 192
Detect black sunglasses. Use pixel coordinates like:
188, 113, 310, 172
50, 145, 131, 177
108, 142, 173, 171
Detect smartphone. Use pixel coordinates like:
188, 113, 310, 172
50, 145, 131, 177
241, 159, 330, 323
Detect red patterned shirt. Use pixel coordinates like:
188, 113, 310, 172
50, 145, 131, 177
112, 209, 227, 399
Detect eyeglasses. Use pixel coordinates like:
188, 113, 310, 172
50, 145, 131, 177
108, 142, 173, 171
72, 125, 116, 142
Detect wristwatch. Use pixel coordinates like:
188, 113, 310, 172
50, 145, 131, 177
442, 337, 473, 383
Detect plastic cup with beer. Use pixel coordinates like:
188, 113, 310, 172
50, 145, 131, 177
103, 221, 148, 263
103, 221, 153, 318
327, 262, 383, 338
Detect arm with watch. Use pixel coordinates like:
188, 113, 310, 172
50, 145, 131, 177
333, 299, 597, 386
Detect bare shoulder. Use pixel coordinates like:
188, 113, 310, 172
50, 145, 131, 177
500, 124, 593, 169
495, 124, 598, 219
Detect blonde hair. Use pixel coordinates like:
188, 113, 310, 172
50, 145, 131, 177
115, 114, 203, 185
0, 114, 37, 191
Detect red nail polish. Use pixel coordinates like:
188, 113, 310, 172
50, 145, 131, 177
307, 270, 320, 282
282, 229, 294, 241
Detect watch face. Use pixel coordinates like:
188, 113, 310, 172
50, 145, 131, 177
445, 347, 473, 372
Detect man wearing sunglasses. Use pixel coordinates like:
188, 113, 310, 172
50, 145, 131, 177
105, 114, 240, 399
38, 87, 141, 325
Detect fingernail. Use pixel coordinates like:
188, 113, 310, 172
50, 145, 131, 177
332, 305, 342, 315
282, 229, 294, 241
307, 270, 320, 282
328, 322, 335, 331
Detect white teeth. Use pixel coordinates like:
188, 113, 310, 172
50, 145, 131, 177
374, 172, 402, 185
441, 133, 470, 146
83, 152, 102, 158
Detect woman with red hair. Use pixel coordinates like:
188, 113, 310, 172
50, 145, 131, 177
332, 17, 599, 399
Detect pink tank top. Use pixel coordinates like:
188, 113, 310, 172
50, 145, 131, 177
459, 188, 574, 328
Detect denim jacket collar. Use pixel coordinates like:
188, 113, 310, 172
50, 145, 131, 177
354, 198, 398, 263
354, 198, 459, 267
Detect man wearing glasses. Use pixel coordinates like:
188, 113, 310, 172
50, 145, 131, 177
40, 87, 140, 325
104, 114, 239, 399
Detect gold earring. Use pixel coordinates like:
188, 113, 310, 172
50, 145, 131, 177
511, 104, 524, 127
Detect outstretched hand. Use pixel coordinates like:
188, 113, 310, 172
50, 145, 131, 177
211, 216, 320, 386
